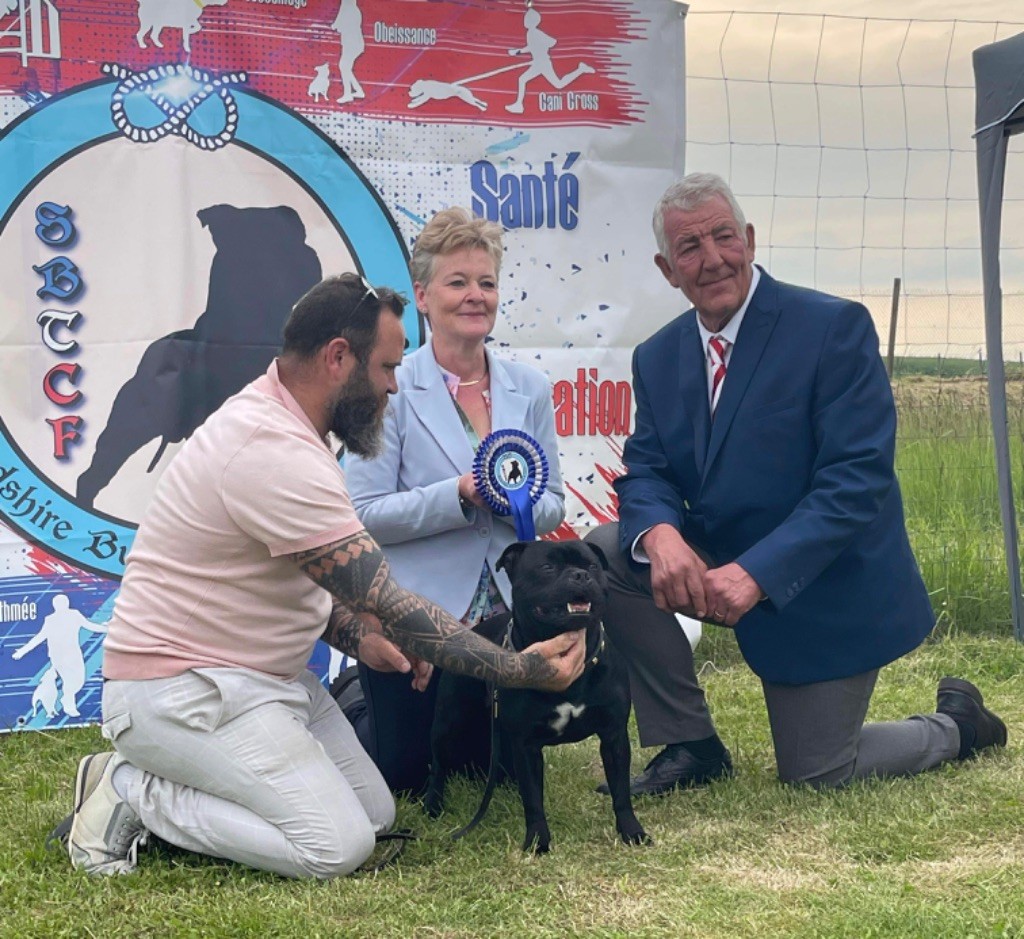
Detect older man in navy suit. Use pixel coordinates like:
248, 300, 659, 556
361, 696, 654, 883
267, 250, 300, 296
587, 172, 1006, 794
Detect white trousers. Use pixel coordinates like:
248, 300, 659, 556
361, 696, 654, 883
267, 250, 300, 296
102, 667, 395, 878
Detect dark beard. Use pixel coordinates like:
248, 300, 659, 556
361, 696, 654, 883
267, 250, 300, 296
329, 364, 387, 458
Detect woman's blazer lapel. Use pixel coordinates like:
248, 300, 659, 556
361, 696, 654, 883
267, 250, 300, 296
486, 350, 530, 436
402, 344, 476, 474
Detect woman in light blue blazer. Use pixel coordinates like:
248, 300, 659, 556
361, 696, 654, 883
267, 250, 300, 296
343, 207, 565, 793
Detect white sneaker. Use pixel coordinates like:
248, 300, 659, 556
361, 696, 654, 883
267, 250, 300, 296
68, 752, 149, 875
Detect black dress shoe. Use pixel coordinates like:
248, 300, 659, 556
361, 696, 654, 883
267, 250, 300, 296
936, 677, 1008, 760
596, 744, 734, 797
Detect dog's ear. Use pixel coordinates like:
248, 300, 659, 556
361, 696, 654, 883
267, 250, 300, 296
196, 204, 236, 231
585, 541, 610, 571
496, 542, 529, 578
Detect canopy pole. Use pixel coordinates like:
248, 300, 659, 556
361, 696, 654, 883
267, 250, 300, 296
977, 125, 1024, 640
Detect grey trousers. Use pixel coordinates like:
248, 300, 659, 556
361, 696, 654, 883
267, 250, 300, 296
585, 523, 960, 787
102, 667, 395, 878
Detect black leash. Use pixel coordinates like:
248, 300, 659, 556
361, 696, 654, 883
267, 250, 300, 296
450, 676, 503, 842
449, 618, 607, 841
450, 616, 515, 840
356, 828, 418, 874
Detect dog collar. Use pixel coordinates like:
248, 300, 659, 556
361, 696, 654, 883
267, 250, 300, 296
584, 622, 606, 669
503, 617, 606, 671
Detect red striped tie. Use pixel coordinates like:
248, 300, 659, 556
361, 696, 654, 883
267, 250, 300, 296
709, 335, 729, 416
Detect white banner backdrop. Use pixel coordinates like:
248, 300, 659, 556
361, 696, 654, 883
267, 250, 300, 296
0, 0, 687, 730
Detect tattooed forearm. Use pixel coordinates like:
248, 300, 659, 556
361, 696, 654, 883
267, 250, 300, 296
320, 601, 375, 658
293, 532, 553, 688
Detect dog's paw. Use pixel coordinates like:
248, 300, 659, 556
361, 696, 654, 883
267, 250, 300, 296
522, 824, 551, 854
421, 791, 444, 819
618, 821, 651, 846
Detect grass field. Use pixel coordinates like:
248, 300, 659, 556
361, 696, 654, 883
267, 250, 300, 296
2, 367, 1023, 937
2, 632, 1021, 938
890, 355, 1024, 381
894, 370, 1024, 634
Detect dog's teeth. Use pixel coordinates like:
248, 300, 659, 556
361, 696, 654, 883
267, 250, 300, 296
567, 602, 591, 613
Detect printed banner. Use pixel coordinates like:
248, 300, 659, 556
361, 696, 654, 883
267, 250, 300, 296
0, 0, 687, 731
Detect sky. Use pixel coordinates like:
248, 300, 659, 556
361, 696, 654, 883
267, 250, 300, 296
677, 0, 1024, 354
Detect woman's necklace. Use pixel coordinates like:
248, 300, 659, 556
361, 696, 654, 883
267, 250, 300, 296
459, 374, 488, 387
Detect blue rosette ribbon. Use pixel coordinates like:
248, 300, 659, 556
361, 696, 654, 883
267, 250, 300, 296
472, 429, 549, 541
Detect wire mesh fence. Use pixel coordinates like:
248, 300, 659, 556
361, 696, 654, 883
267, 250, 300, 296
686, 10, 1024, 632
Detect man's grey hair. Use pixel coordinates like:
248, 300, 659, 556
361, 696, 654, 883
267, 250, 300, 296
652, 172, 747, 257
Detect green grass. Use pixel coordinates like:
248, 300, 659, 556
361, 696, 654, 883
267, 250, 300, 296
890, 355, 1024, 380
894, 374, 1024, 634
2, 633, 1022, 938
4, 363, 1024, 935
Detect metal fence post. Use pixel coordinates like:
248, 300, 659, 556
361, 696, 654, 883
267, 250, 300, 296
886, 277, 900, 379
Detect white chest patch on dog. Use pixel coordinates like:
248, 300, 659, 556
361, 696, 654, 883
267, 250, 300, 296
550, 702, 586, 734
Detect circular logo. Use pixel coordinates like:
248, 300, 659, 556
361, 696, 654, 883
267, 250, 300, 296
472, 429, 549, 516
0, 74, 417, 579
497, 453, 528, 490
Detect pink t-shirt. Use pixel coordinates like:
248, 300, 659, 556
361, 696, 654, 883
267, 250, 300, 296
102, 361, 364, 681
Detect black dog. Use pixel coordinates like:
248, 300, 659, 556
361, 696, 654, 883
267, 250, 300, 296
423, 540, 648, 854
505, 458, 524, 486
76, 204, 322, 507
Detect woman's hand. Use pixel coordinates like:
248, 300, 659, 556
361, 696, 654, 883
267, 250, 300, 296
458, 473, 488, 509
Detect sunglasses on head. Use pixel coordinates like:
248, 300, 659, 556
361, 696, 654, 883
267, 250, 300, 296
351, 274, 379, 315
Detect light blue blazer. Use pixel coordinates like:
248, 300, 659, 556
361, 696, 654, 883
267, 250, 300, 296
345, 342, 565, 617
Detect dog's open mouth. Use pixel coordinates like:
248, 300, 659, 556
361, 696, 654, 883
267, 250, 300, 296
533, 599, 594, 619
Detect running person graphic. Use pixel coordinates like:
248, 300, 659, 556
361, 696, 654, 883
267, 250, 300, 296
506, 6, 594, 114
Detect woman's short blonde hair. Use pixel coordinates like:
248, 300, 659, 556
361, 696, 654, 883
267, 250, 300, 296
409, 207, 504, 287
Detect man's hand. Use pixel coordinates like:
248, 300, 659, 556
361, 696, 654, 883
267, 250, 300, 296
702, 562, 763, 627
357, 632, 434, 692
642, 524, 709, 618
520, 630, 586, 692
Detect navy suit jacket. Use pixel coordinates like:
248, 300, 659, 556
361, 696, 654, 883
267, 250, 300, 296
615, 269, 934, 684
